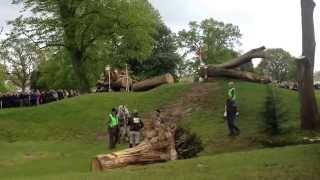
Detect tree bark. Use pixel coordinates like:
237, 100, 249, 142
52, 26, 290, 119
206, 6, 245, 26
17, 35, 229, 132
133, 73, 175, 92
71, 49, 91, 93
211, 46, 266, 69
201, 67, 271, 84
298, 0, 320, 130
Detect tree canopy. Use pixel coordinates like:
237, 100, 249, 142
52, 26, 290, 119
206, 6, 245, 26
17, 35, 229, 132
10, 0, 161, 92
256, 49, 296, 83
129, 24, 182, 79
177, 18, 241, 65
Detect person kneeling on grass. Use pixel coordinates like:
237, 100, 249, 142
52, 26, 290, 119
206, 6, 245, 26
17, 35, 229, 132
107, 108, 119, 149
128, 110, 144, 148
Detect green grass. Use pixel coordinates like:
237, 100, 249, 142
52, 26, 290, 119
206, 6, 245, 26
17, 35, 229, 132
0, 80, 319, 179
2, 144, 320, 180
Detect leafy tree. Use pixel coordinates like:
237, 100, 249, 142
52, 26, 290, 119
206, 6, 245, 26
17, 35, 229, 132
314, 71, 320, 82
129, 24, 182, 79
10, 0, 160, 92
0, 37, 40, 92
177, 18, 241, 65
256, 49, 296, 83
0, 64, 7, 93
34, 50, 80, 90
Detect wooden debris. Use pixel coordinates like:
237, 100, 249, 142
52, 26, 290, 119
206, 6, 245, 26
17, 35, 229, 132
133, 73, 175, 92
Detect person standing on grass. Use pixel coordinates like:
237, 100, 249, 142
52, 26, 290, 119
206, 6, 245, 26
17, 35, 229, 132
107, 108, 119, 149
128, 110, 144, 148
226, 82, 240, 136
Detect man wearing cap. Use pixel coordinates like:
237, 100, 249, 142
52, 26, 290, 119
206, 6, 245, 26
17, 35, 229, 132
128, 110, 144, 148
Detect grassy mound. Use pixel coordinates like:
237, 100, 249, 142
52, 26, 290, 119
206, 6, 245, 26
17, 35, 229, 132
0, 80, 319, 179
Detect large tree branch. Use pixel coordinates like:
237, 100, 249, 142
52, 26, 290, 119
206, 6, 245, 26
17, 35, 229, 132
210, 46, 266, 69
200, 67, 271, 84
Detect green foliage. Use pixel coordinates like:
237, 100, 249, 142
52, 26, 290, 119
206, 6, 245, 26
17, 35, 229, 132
0, 64, 7, 92
260, 85, 287, 136
256, 48, 296, 82
177, 18, 241, 64
36, 51, 80, 90
10, 0, 161, 92
129, 24, 182, 79
314, 71, 320, 82
0, 37, 41, 92
175, 127, 204, 159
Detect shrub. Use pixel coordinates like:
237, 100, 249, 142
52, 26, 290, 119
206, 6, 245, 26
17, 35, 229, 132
175, 127, 204, 159
260, 85, 287, 136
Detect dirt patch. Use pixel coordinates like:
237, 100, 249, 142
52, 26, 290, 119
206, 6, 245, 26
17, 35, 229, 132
143, 82, 218, 125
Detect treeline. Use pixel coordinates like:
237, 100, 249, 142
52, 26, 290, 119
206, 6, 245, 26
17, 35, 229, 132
0, 0, 297, 93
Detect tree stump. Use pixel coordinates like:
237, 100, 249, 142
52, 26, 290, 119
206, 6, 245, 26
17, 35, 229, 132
91, 119, 177, 171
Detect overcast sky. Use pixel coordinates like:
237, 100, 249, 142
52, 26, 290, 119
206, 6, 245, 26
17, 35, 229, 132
1, 0, 320, 70
149, 0, 320, 70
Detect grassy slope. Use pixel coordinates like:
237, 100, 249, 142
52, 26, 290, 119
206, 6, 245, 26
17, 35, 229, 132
0, 83, 191, 178
0, 80, 319, 179
0, 83, 191, 142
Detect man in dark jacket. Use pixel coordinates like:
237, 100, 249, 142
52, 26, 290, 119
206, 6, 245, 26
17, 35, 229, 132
128, 110, 144, 148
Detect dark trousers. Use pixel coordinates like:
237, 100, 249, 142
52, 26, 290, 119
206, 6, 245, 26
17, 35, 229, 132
227, 115, 240, 135
108, 127, 119, 149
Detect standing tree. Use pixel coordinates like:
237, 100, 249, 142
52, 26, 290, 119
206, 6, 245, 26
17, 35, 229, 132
10, 0, 159, 92
1, 38, 40, 92
0, 64, 7, 93
314, 71, 320, 82
129, 24, 182, 79
297, 0, 319, 130
257, 49, 296, 83
177, 18, 241, 65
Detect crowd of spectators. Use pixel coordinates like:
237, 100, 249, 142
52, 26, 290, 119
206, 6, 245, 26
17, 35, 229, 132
0, 89, 80, 109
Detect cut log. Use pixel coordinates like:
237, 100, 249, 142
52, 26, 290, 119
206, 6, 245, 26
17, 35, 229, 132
133, 73, 175, 92
201, 67, 271, 84
91, 120, 177, 171
212, 46, 266, 69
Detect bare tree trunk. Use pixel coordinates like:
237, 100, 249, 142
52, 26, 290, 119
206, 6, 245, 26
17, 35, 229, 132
298, 0, 320, 130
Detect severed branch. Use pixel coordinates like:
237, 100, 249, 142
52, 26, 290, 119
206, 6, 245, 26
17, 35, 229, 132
200, 67, 271, 84
211, 46, 266, 69
200, 46, 271, 84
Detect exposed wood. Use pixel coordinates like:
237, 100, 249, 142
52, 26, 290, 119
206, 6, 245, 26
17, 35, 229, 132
133, 73, 175, 92
201, 67, 271, 84
91, 120, 177, 171
211, 46, 266, 69
298, 0, 320, 130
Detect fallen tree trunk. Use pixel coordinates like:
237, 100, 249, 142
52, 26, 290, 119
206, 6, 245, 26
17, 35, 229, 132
201, 67, 271, 84
91, 120, 177, 171
133, 73, 175, 92
212, 46, 266, 69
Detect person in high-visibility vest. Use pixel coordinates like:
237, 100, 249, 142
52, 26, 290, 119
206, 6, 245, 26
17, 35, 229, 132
228, 82, 236, 101
226, 82, 240, 136
108, 108, 119, 149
